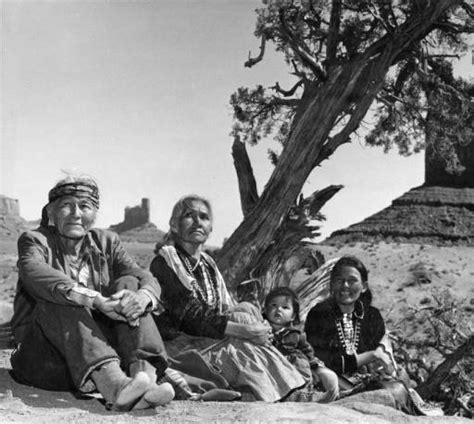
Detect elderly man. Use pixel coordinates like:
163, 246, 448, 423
10, 174, 174, 411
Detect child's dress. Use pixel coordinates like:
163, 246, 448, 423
272, 325, 325, 384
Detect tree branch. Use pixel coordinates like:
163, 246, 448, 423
279, 9, 327, 81
366, 0, 394, 32
433, 20, 474, 33
290, 60, 308, 79
232, 136, 259, 217
461, 1, 474, 17
300, 185, 344, 218
417, 335, 473, 399
271, 79, 304, 97
326, 0, 342, 67
245, 34, 267, 68
271, 97, 300, 107
362, 0, 462, 65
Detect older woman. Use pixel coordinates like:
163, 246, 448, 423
150, 195, 306, 402
10, 174, 174, 411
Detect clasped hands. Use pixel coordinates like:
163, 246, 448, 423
93, 289, 151, 326
245, 320, 274, 345
225, 319, 274, 345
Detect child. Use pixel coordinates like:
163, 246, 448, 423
264, 287, 339, 402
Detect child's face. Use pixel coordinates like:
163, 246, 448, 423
331, 265, 367, 306
265, 295, 295, 327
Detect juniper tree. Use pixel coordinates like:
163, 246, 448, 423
216, 0, 473, 291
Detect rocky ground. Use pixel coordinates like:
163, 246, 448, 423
0, 238, 472, 423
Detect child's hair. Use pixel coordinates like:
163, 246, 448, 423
330, 256, 373, 305
264, 287, 301, 325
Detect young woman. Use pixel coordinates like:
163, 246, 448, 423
304, 256, 394, 380
304, 256, 433, 415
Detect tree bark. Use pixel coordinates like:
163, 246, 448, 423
217, 0, 460, 290
254, 185, 343, 295
417, 335, 473, 399
232, 136, 259, 217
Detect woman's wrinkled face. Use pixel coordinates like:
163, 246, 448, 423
265, 295, 295, 328
49, 195, 96, 239
177, 200, 212, 245
331, 265, 367, 307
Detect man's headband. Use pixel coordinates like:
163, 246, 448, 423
48, 182, 100, 209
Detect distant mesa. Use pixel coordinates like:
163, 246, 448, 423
0, 195, 29, 240
327, 186, 474, 245
110, 198, 150, 233
109, 198, 165, 244
326, 132, 474, 246
0, 195, 20, 217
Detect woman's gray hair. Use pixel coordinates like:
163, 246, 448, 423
155, 195, 213, 251
169, 194, 213, 234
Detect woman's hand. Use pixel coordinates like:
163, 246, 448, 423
246, 321, 273, 345
356, 346, 394, 374
225, 320, 273, 345
111, 289, 151, 326
92, 294, 127, 322
372, 345, 395, 375
314, 367, 339, 402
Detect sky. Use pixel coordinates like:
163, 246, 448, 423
1, 0, 473, 246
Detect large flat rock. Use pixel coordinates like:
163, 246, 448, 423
0, 349, 469, 424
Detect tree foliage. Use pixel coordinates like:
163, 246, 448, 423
231, 0, 473, 170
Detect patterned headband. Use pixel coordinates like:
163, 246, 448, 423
48, 182, 100, 209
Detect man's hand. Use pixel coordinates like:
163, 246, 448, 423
111, 289, 151, 326
92, 294, 127, 322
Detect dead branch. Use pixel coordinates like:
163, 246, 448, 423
232, 136, 259, 217
254, 185, 342, 295
300, 185, 344, 218
326, 0, 342, 67
271, 79, 305, 97
417, 334, 474, 399
428, 54, 461, 59
270, 96, 300, 107
245, 34, 267, 68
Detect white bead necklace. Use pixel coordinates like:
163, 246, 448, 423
336, 313, 361, 355
180, 252, 219, 309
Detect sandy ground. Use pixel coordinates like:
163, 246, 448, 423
0, 348, 468, 424
0, 239, 472, 423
